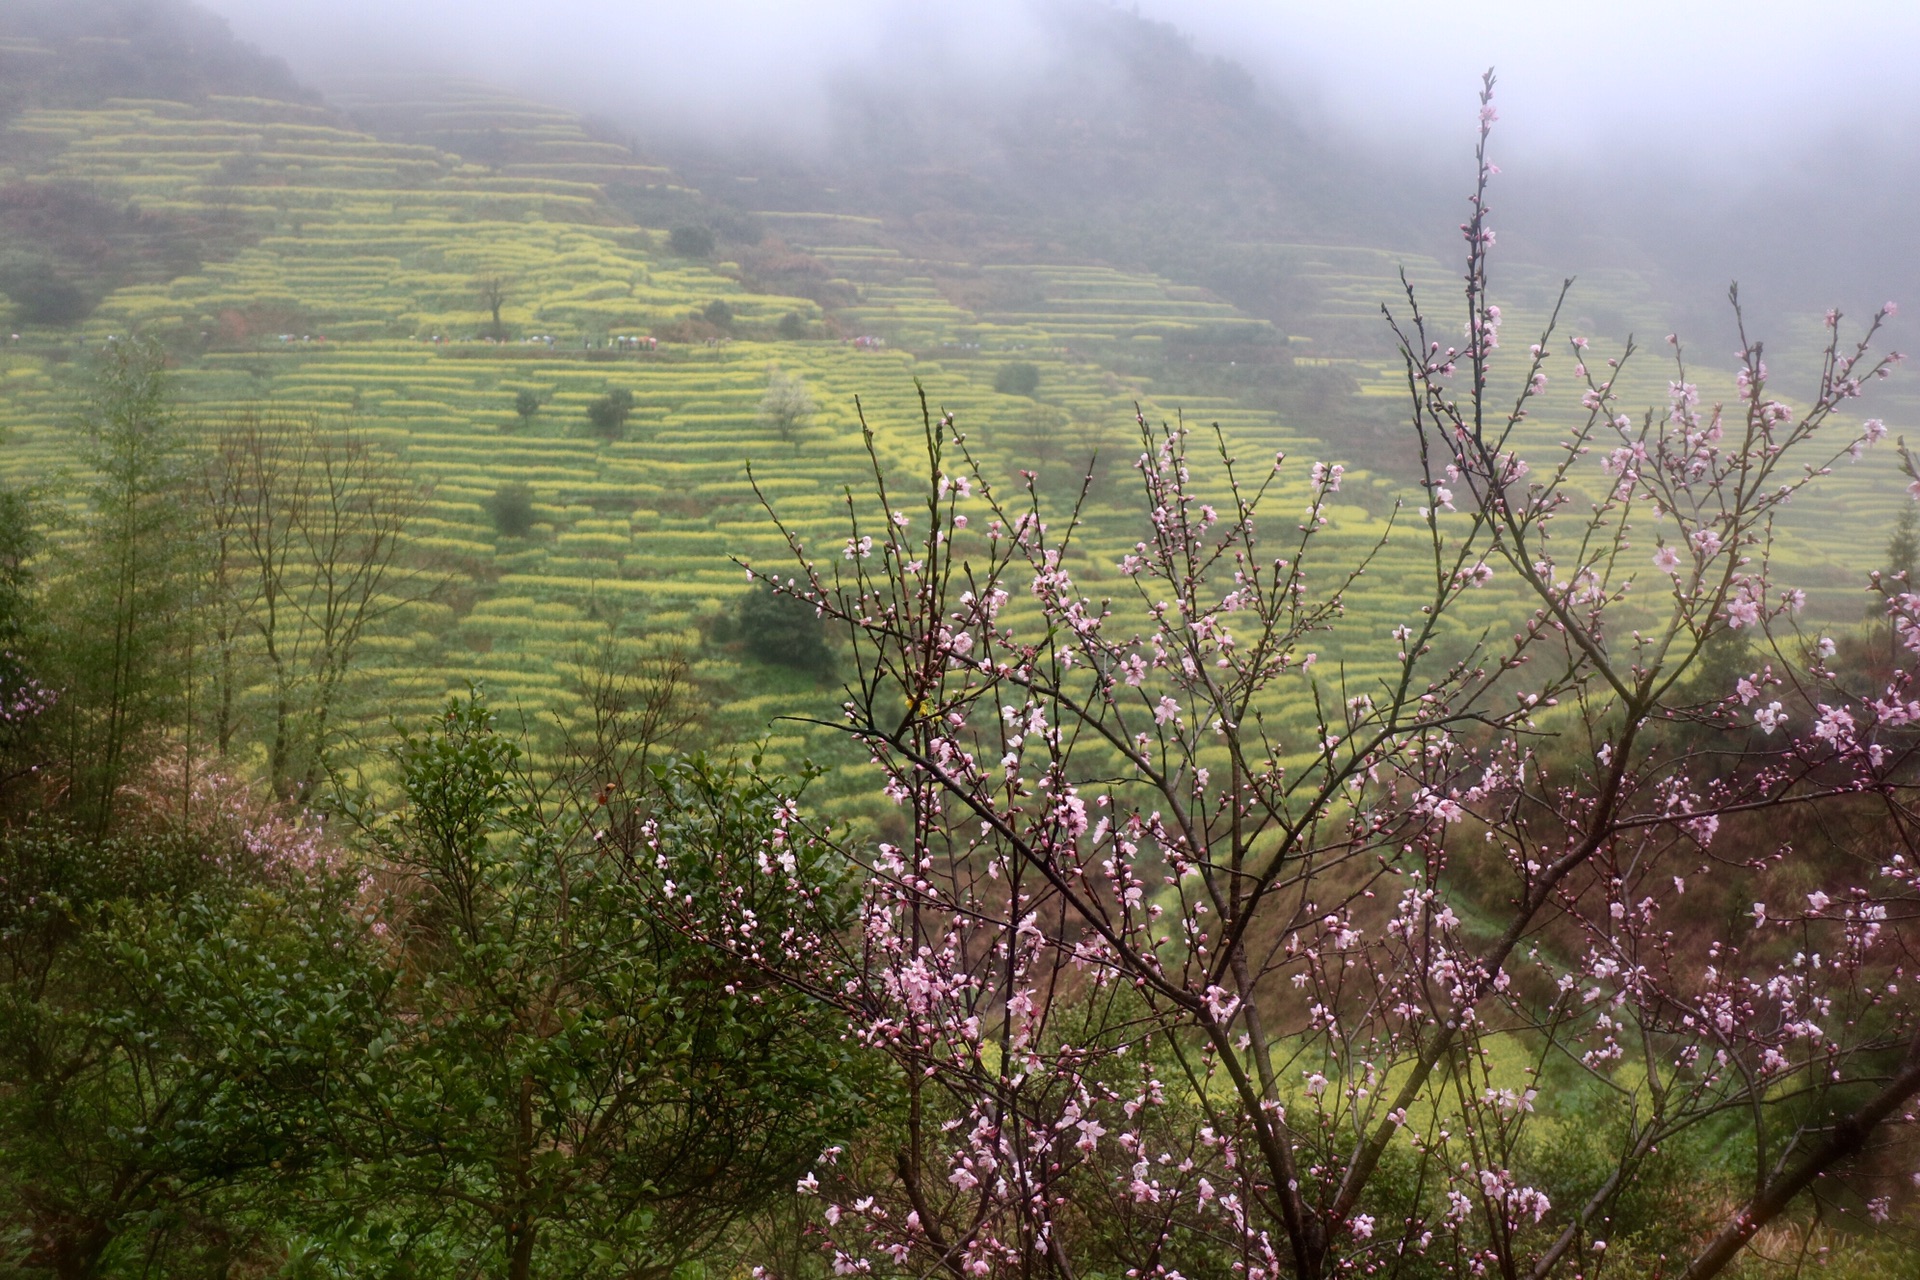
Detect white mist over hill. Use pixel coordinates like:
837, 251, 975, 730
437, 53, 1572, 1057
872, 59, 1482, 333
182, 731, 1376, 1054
188, 0, 1920, 321
198, 0, 1920, 166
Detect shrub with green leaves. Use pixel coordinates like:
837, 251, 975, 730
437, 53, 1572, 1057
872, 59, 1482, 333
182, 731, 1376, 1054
758, 367, 816, 449
484, 481, 537, 539
992, 360, 1040, 396
585, 387, 634, 439
738, 580, 830, 674
0, 797, 386, 1279
319, 690, 865, 1280
511, 388, 542, 426
668, 225, 715, 258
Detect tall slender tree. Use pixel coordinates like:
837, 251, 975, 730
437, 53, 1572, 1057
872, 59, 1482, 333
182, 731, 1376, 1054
47, 338, 193, 831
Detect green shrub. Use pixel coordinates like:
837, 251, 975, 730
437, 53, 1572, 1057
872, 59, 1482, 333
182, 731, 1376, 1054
586, 389, 635, 440
993, 361, 1040, 397
511, 388, 542, 427
738, 581, 829, 674
668, 225, 715, 258
758, 368, 816, 450
0, 261, 91, 326
485, 482, 537, 538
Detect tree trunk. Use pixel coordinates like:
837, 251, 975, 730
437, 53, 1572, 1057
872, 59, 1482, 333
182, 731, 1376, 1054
215, 632, 235, 756
43, 1219, 112, 1280
507, 1071, 538, 1280
506, 1218, 537, 1280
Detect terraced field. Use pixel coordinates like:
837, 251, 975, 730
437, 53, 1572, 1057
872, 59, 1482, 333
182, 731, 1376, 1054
1, 79, 1912, 802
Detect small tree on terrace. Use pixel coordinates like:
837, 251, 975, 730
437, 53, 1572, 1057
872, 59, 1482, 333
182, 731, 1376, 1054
512, 388, 543, 428
476, 275, 509, 340
692, 74, 1920, 1280
587, 388, 635, 440
993, 360, 1040, 397
737, 579, 830, 675
669, 225, 715, 258
758, 366, 816, 451
485, 481, 537, 539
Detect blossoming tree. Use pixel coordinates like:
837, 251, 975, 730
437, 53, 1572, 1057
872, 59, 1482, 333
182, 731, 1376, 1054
665, 73, 1920, 1279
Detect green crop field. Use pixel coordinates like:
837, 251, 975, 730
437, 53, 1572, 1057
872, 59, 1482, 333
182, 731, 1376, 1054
1, 78, 1911, 805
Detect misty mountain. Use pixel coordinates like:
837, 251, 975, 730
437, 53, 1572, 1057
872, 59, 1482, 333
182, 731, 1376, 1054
12, 0, 1912, 362
0, 0, 313, 119
641, 6, 1446, 334
0, 1, 308, 326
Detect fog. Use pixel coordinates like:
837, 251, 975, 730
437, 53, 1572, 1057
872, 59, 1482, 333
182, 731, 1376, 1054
196, 0, 1920, 318
199, 0, 1920, 158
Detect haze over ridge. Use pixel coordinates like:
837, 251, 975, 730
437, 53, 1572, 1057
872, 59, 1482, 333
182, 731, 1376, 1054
185, 0, 1920, 327
194, 0, 1920, 160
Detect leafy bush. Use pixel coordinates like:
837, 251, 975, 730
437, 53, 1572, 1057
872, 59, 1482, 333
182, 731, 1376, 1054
0, 260, 90, 326
668, 225, 715, 258
0, 794, 384, 1279
993, 360, 1040, 396
511, 388, 542, 427
737, 582, 829, 674
585, 388, 635, 440
333, 691, 865, 1279
484, 482, 536, 538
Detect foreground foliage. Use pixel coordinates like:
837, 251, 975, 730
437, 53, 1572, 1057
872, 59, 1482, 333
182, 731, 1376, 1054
315, 692, 866, 1280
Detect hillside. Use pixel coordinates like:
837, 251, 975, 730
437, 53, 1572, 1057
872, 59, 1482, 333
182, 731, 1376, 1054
0, 0, 311, 115
0, 10, 1912, 796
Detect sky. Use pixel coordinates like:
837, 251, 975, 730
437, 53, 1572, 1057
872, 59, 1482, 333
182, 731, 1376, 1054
198, 0, 1920, 165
